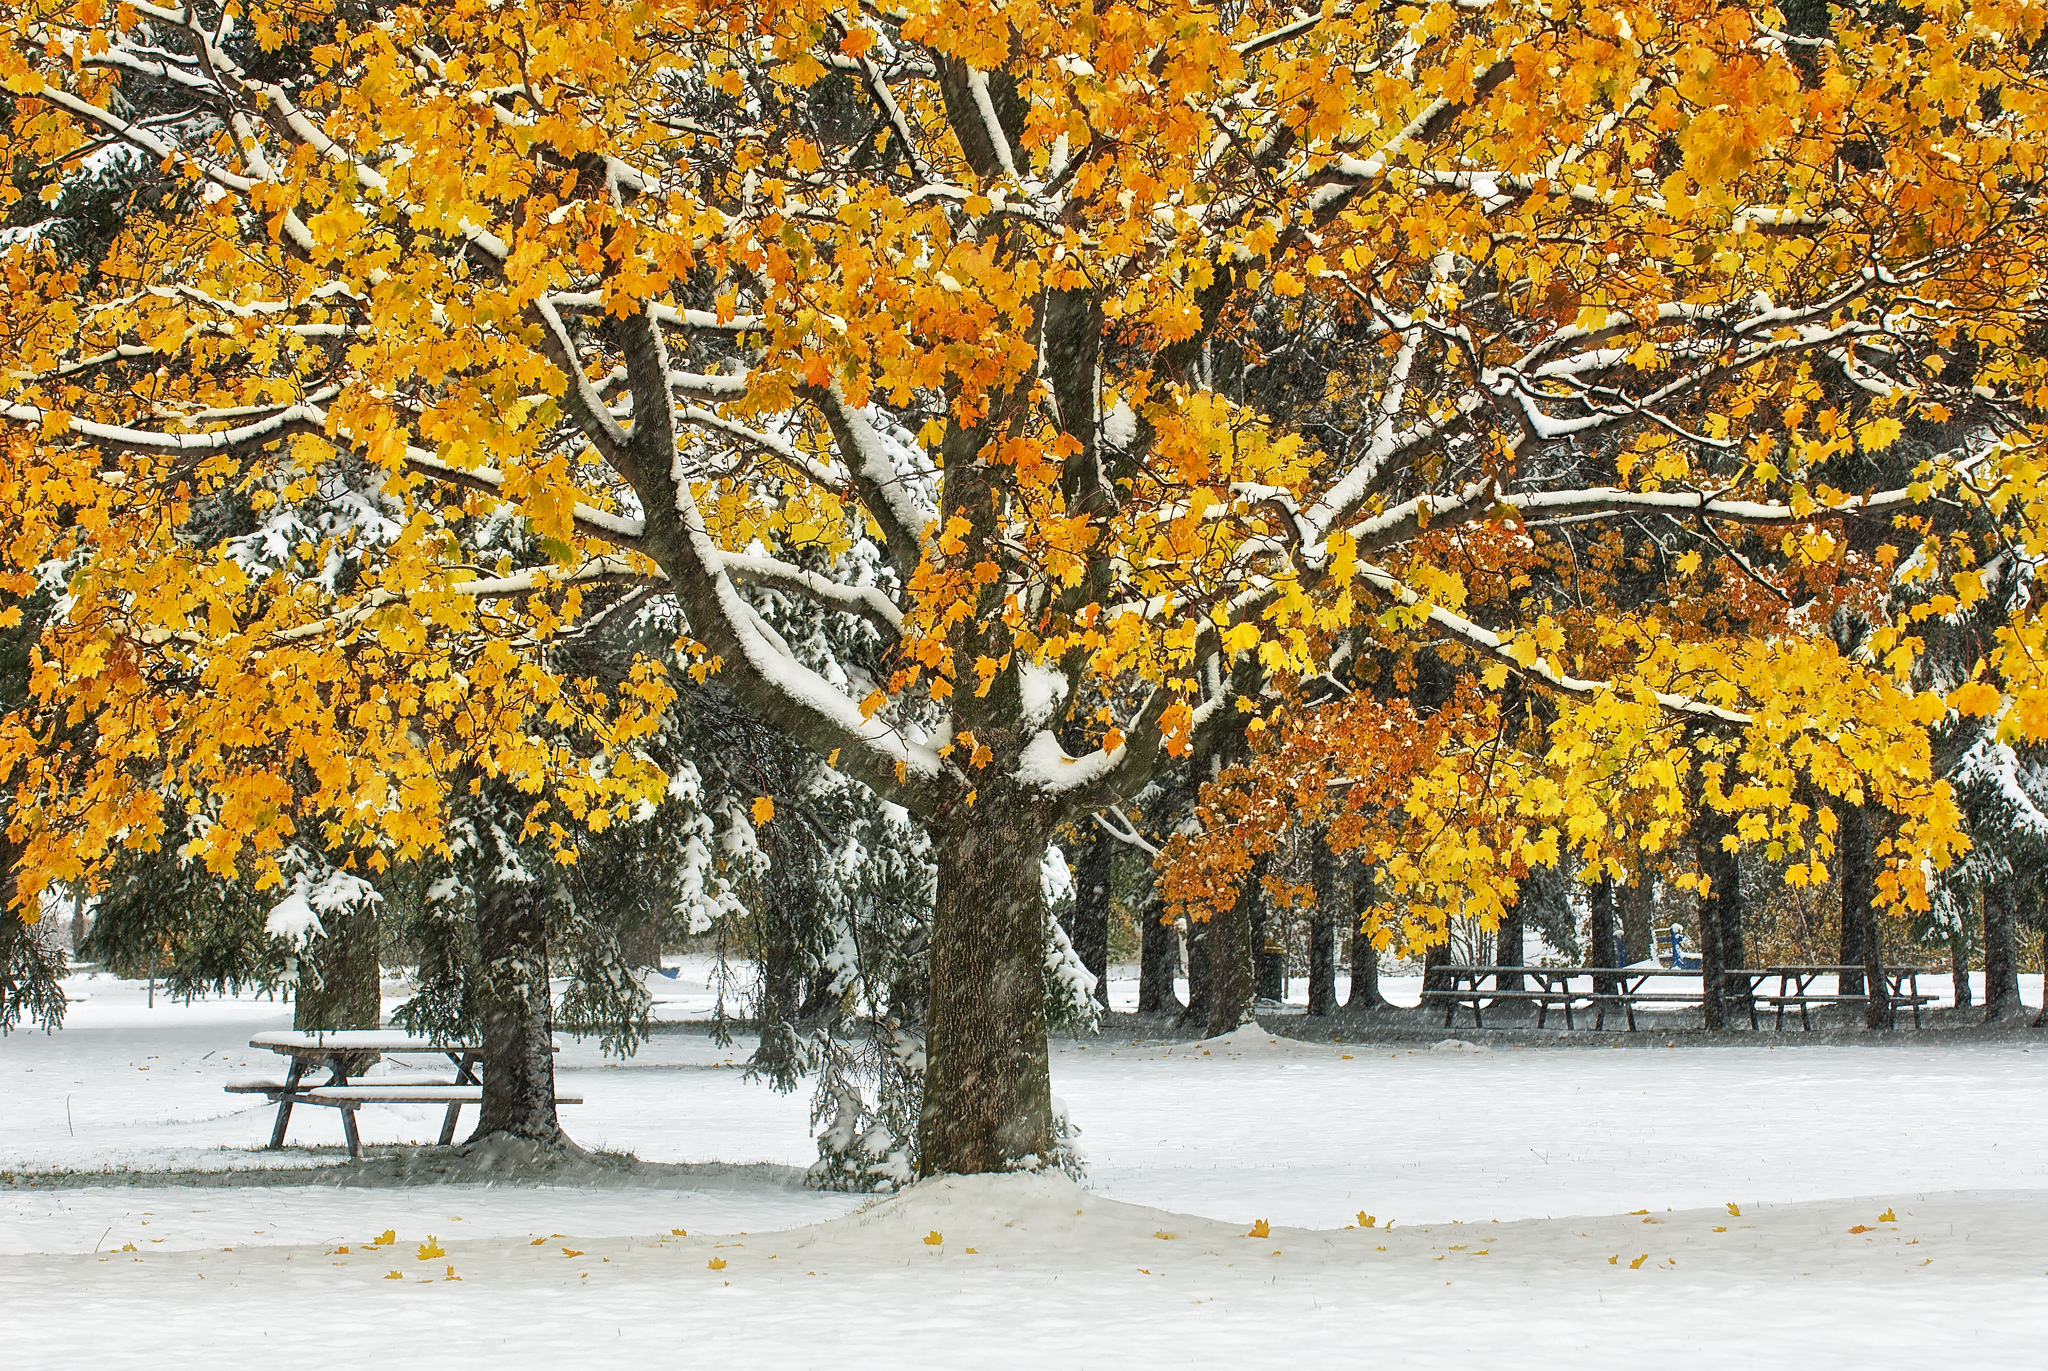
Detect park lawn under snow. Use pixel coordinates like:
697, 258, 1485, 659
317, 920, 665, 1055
3, 967, 2045, 1368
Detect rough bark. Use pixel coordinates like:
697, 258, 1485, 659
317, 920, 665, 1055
1494, 898, 1525, 993
1620, 877, 1655, 963
1138, 907, 1184, 1015
1070, 826, 1113, 1009
1951, 931, 1973, 1013
1984, 883, 2024, 1021
293, 901, 382, 1055
1589, 875, 1620, 997
1205, 855, 1264, 1035
1346, 869, 1387, 1011
750, 823, 808, 1086
918, 801, 1055, 1176
468, 879, 564, 1145
1307, 835, 1339, 1016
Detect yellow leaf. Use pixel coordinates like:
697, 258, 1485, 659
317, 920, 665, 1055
671, 1228, 688, 1237
708, 1257, 727, 1270
384, 1271, 403, 1280
1154, 1231, 1177, 1240
923, 1231, 943, 1246
1247, 1219, 1270, 1238
1358, 1213, 1376, 1229
1947, 682, 2001, 717
752, 795, 774, 825
372, 1230, 396, 1246
562, 1248, 583, 1257
443, 1265, 460, 1281
416, 1238, 445, 1260
1726, 1203, 1741, 1217
1628, 1254, 1648, 1268
1878, 1209, 1896, 1224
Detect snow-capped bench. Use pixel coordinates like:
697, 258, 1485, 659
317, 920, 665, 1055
235, 1032, 573, 1157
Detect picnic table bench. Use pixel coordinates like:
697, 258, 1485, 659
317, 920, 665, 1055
1422, 965, 1938, 1032
227, 1031, 580, 1157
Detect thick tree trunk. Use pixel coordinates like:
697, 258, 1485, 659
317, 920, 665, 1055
1071, 826, 1113, 1009
293, 902, 382, 1042
1984, 883, 2024, 1021
1346, 869, 1387, 1011
1620, 877, 1654, 963
1138, 907, 1183, 1014
1307, 835, 1339, 1016
1205, 856, 1264, 1035
468, 880, 563, 1145
918, 802, 1055, 1176
1862, 888, 1892, 1031
1422, 939, 1453, 1012
1589, 876, 1619, 997
1839, 802, 1874, 999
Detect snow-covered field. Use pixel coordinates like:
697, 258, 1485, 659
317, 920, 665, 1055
4, 967, 2044, 1368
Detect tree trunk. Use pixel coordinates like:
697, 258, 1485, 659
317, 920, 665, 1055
293, 901, 382, 1051
1984, 883, 2023, 1021
750, 824, 808, 1088
1620, 877, 1654, 963
1862, 887, 1892, 1031
1951, 931, 1973, 1012
918, 802, 1055, 1176
1589, 875, 1619, 997
621, 920, 663, 970
469, 880, 563, 1145
1206, 856, 1264, 1036
1071, 826, 1113, 1010
1307, 835, 1339, 1016
1346, 868, 1387, 1011
1179, 913, 1214, 1030
1422, 940, 1453, 1011
1494, 898, 1525, 994
1138, 905, 1183, 1015
1696, 807, 1741, 1030
1839, 802, 1873, 999
2033, 928, 2047, 1030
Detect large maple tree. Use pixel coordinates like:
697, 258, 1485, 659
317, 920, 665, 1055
6, 0, 2048, 1168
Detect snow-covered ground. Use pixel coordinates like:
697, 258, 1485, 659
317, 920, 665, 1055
4, 967, 2044, 1368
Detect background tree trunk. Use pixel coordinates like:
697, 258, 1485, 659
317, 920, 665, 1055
1346, 868, 1387, 1011
750, 819, 810, 1087
1422, 939, 1453, 1002
620, 920, 663, 970
1180, 915, 1214, 1030
1620, 877, 1654, 963
1205, 856, 1264, 1036
918, 802, 1054, 1176
1951, 930, 1973, 1012
1839, 802, 1874, 998
1307, 834, 1339, 1016
2033, 929, 2047, 1030
1493, 897, 1525, 999
293, 902, 382, 1042
469, 879, 563, 1145
1696, 806, 1739, 1030
1984, 884, 2023, 1021
1139, 908, 1183, 1015
1589, 876, 1619, 997
1070, 826, 1113, 1010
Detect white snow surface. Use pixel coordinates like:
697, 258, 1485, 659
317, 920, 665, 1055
3, 968, 2045, 1367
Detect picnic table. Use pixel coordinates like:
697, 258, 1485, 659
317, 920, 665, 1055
1753, 965, 1938, 1030
226, 1031, 579, 1157
1422, 964, 1937, 1032
1424, 965, 1706, 1031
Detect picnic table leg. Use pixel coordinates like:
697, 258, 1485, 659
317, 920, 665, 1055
340, 1105, 362, 1159
268, 1058, 305, 1149
439, 1103, 463, 1147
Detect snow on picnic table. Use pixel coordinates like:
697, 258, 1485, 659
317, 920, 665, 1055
3, 968, 2045, 1368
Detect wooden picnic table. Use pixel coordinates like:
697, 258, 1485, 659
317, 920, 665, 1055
1751, 965, 1938, 1030
1422, 964, 1935, 1032
1425, 965, 1706, 1031
228, 1031, 577, 1157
